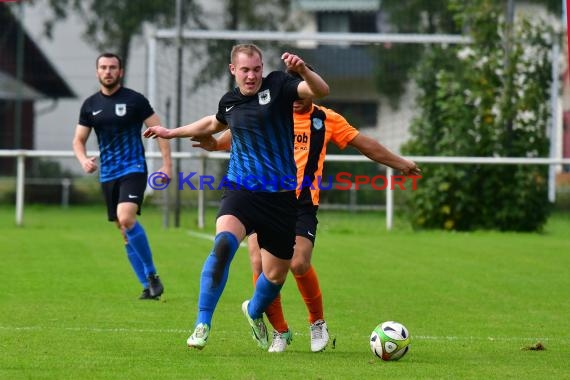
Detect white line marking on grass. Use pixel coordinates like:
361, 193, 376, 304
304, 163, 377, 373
0, 325, 188, 334
186, 230, 247, 247
414, 335, 559, 342
1, 325, 567, 343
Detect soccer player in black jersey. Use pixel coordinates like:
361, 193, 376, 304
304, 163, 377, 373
144, 43, 329, 350
73, 53, 172, 300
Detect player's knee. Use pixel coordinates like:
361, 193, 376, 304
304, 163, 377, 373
290, 259, 310, 275
263, 264, 289, 285
213, 231, 238, 260
210, 232, 239, 286
117, 216, 136, 231
266, 271, 287, 285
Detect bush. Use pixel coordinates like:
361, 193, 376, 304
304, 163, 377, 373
403, 0, 554, 231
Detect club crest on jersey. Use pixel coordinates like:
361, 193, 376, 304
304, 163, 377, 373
258, 89, 271, 105
312, 118, 323, 130
115, 104, 127, 117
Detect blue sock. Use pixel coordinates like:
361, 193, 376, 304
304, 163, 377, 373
125, 222, 157, 277
125, 243, 149, 288
196, 231, 239, 327
248, 273, 283, 319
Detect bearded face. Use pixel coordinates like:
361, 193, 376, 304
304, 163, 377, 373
96, 57, 123, 91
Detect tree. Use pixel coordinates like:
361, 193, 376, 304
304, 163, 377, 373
373, 0, 561, 107
189, 0, 303, 91
35, 0, 205, 72
35, 0, 301, 87
373, 0, 458, 107
402, 0, 555, 231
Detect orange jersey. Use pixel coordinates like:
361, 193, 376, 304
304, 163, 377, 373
294, 104, 360, 205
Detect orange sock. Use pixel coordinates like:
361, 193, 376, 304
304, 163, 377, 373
294, 265, 323, 324
252, 273, 288, 333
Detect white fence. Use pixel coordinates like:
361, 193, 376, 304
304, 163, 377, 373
1, 149, 570, 229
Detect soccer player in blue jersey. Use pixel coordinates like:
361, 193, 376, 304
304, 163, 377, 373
144, 43, 329, 350
73, 53, 172, 300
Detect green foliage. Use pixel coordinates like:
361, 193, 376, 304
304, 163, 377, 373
189, 0, 301, 91
37, 0, 205, 70
372, 0, 561, 107
27, 158, 74, 179
37, 0, 302, 91
403, 0, 554, 231
373, 1, 458, 106
534, 0, 563, 14
39, 0, 300, 90
2, 159, 102, 204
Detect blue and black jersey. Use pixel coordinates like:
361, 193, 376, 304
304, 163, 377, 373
215, 71, 301, 192
78, 87, 153, 182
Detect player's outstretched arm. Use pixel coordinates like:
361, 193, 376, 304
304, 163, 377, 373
143, 115, 227, 140
144, 113, 172, 179
191, 130, 232, 152
349, 134, 421, 176
281, 52, 330, 99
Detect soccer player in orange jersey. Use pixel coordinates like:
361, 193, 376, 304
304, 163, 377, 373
192, 70, 420, 353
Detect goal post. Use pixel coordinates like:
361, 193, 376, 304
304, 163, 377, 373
145, 29, 472, 151
144, 28, 562, 227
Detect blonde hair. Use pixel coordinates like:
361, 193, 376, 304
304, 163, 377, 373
230, 44, 263, 64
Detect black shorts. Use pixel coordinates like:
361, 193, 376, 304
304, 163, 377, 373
296, 204, 319, 245
217, 188, 297, 260
101, 172, 147, 221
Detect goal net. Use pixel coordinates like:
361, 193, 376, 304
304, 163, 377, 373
147, 30, 470, 153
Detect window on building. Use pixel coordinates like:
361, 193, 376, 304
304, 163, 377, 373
317, 12, 377, 33
317, 12, 349, 33
320, 100, 377, 128
349, 12, 377, 33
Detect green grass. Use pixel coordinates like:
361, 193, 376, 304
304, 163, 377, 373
1, 205, 569, 379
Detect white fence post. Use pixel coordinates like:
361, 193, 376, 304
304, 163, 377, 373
197, 156, 206, 229
61, 178, 71, 209
549, 42, 560, 203
386, 167, 394, 231
15, 152, 25, 227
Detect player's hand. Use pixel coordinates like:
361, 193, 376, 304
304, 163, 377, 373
81, 156, 98, 174
191, 136, 218, 151
143, 126, 172, 139
155, 165, 172, 185
401, 161, 421, 176
281, 52, 306, 73
407, 166, 422, 176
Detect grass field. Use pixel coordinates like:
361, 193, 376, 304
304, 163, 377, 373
1, 205, 569, 379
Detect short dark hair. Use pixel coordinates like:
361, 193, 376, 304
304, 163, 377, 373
96, 53, 123, 69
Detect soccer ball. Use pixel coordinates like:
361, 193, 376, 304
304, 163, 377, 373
370, 321, 411, 361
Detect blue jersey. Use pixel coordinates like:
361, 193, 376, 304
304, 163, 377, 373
78, 87, 153, 182
215, 71, 301, 192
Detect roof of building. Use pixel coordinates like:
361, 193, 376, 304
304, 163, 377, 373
0, 71, 45, 100
0, 3, 75, 100
296, 0, 381, 12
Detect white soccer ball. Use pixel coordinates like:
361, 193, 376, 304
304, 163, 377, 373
370, 321, 411, 361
